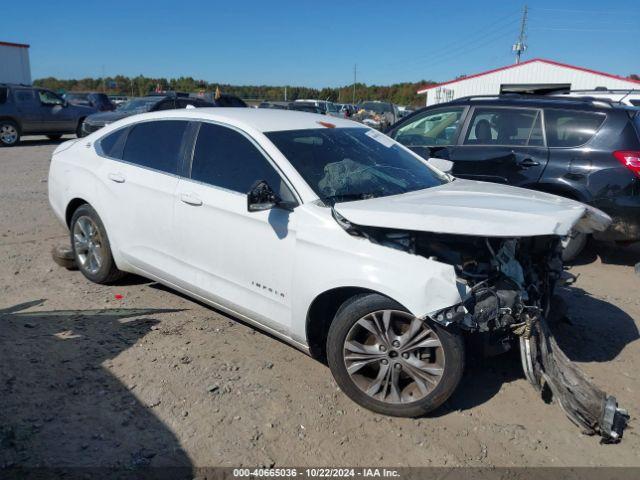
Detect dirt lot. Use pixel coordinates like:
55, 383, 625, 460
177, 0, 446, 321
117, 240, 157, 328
1, 137, 640, 470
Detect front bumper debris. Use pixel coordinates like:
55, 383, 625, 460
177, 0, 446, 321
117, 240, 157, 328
518, 312, 629, 443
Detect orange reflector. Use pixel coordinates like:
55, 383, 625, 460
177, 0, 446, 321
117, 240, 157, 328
318, 121, 336, 129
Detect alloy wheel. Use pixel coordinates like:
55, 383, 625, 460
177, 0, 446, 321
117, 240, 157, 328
73, 216, 105, 275
343, 310, 445, 404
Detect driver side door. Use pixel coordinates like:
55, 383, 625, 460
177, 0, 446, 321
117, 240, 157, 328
389, 106, 467, 160
37, 89, 76, 132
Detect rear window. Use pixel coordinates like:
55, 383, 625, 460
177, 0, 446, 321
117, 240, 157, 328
0, 87, 7, 104
544, 109, 606, 148
99, 127, 129, 159
122, 120, 188, 174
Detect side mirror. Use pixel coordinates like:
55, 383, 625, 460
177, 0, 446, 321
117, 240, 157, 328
247, 180, 281, 212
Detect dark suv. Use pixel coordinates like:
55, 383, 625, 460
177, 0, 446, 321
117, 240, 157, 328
0, 84, 96, 146
386, 95, 640, 259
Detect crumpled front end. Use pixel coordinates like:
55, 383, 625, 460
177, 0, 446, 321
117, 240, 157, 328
424, 234, 629, 443
333, 207, 628, 443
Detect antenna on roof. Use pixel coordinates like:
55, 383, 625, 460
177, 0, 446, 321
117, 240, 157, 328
513, 5, 528, 64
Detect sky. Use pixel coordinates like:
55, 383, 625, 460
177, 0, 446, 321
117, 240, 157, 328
3, 0, 639, 88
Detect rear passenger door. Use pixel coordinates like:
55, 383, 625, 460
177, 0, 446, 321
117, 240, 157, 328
449, 107, 548, 187
97, 120, 191, 277
173, 121, 299, 334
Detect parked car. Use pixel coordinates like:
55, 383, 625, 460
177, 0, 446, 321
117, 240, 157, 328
258, 101, 290, 110
63, 92, 115, 111
386, 95, 640, 260
354, 101, 400, 130
294, 99, 341, 117
551, 88, 640, 107
49, 109, 610, 418
80, 94, 215, 136
287, 102, 323, 114
0, 84, 96, 146
109, 95, 128, 106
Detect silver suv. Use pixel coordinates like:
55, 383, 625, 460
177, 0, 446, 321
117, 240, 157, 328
0, 84, 96, 146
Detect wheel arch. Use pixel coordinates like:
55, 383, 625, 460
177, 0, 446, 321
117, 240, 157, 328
0, 116, 22, 133
65, 197, 90, 227
305, 286, 403, 362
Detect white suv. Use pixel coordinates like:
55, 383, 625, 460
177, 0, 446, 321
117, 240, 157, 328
48, 108, 609, 417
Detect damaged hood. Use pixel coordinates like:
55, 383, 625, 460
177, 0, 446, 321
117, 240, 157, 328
333, 179, 611, 237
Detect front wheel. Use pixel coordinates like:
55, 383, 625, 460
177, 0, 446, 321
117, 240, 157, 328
561, 230, 588, 262
70, 204, 125, 284
327, 294, 465, 417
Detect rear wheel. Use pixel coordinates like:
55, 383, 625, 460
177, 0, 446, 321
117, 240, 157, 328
0, 120, 20, 147
70, 204, 125, 284
327, 294, 464, 417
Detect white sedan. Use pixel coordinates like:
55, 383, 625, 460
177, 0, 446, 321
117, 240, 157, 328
48, 108, 610, 417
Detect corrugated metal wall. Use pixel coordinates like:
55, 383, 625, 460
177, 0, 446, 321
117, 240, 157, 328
423, 61, 640, 106
0, 45, 31, 84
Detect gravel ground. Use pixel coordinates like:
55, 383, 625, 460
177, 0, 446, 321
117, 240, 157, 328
1, 136, 639, 470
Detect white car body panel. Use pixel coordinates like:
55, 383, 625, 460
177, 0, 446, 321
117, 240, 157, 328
48, 108, 610, 353
333, 179, 611, 238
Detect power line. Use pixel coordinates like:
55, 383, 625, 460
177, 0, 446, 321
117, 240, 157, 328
380, 9, 521, 70
532, 7, 636, 15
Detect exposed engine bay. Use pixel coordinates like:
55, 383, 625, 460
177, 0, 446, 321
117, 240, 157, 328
333, 208, 629, 443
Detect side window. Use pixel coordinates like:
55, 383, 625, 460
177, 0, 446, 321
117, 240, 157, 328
544, 109, 606, 148
98, 127, 129, 159
15, 89, 36, 103
191, 122, 295, 202
394, 107, 464, 147
464, 108, 541, 146
0, 87, 7, 104
122, 121, 188, 174
38, 90, 65, 106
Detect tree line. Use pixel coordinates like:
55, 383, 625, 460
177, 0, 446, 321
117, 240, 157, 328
33, 75, 436, 107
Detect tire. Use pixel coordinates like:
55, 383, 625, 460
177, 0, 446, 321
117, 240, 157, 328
326, 293, 465, 417
47, 134, 63, 141
561, 230, 588, 262
70, 204, 126, 284
0, 120, 20, 147
76, 119, 85, 138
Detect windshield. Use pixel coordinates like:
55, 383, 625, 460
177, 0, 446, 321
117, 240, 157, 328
116, 98, 161, 112
266, 128, 448, 203
360, 102, 392, 114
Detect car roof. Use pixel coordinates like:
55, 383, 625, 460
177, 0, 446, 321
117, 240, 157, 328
105, 107, 363, 133
447, 95, 627, 111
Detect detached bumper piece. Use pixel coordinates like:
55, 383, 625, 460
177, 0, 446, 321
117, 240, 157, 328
519, 313, 629, 443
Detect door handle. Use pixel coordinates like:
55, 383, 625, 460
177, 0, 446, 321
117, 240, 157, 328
108, 172, 125, 183
518, 158, 540, 168
180, 193, 203, 206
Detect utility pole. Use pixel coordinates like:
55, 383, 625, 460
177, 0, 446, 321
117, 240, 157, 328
352, 64, 357, 104
284, 86, 287, 101
513, 5, 528, 64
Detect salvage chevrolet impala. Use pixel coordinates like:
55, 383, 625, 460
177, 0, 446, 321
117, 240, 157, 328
48, 109, 628, 440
